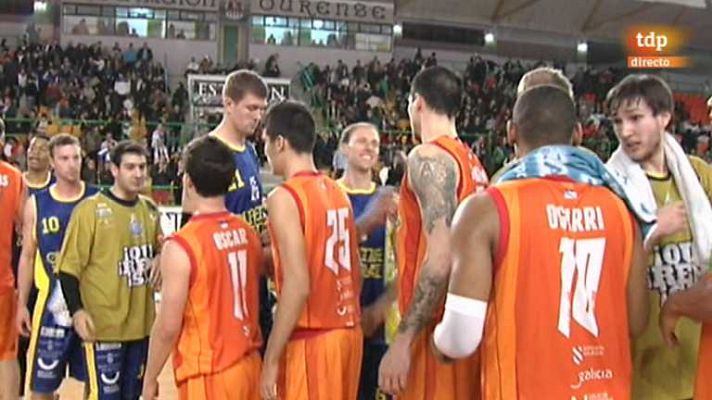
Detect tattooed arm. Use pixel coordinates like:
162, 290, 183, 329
379, 144, 460, 395
397, 144, 460, 339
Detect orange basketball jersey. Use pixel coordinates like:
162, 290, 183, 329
271, 171, 361, 330
169, 211, 263, 384
0, 160, 23, 293
396, 135, 487, 315
695, 318, 712, 399
484, 178, 636, 399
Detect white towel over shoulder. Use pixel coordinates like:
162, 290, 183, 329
607, 133, 712, 267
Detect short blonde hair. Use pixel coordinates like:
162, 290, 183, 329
517, 67, 574, 98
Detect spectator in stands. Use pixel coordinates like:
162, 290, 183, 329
353, 60, 365, 84
151, 156, 173, 186
263, 54, 281, 77
123, 43, 137, 66
151, 123, 169, 163
72, 18, 90, 35
137, 42, 153, 64
98, 133, 116, 161
172, 82, 188, 110
171, 157, 184, 204
385, 150, 406, 186
98, 158, 113, 185
282, 31, 294, 46
82, 157, 97, 184
185, 57, 199, 75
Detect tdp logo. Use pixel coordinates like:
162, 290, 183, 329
635, 31, 667, 52
625, 25, 688, 69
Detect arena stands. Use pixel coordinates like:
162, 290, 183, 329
2, 39, 711, 205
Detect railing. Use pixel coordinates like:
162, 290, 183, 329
5, 116, 484, 141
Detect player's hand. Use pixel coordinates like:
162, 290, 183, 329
142, 379, 159, 400
73, 310, 96, 342
659, 297, 681, 348
361, 303, 386, 338
260, 360, 279, 400
149, 257, 162, 290
16, 305, 31, 337
655, 202, 688, 239
379, 337, 412, 395
360, 187, 398, 236
373, 187, 399, 222
260, 229, 271, 247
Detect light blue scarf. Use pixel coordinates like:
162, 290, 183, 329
497, 145, 657, 241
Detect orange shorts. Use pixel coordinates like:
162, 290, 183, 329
279, 327, 363, 400
397, 328, 480, 400
696, 323, 712, 400
0, 290, 18, 361
178, 352, 261, 400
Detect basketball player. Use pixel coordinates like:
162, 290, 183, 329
56, 141, 161, 400
658, 95, 712, 399
0, 117, 25, 399
378, 66, 487, 399
185, 69, 269, 234
15, 134, 97, 399
259, 101, 362, 400
18, 134, 54, 395
24, 135, 55, 195
337, 122, 396, 400
432, 85, 648, 398
490, 66, 579, 183
182, 69, 272, 344
142, 136, 263, 400
605, 74, 712, 400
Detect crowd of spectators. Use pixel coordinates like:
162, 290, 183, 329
0, 38, 190, 200
2, 38, 711, 204
301, 49, 712, 175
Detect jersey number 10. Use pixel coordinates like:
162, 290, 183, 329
557, 237, 605, 338
41, 217, 61, 235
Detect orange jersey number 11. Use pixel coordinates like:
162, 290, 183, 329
228, 250, 249, 320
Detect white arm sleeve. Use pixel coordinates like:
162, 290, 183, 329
433, 293, 487, 359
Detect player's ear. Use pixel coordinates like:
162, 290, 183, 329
506, 120, 517, 147
657, 110, 672, 131
413, 94, 424, 113
110, 162, 119, 178
572, 122, 583, 146
338, 140, 348, 155
276, 135, 287, 152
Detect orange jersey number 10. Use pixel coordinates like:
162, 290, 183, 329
228, 250, 249, 320
558, 238, 606, 338
325, 208, 352, 274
